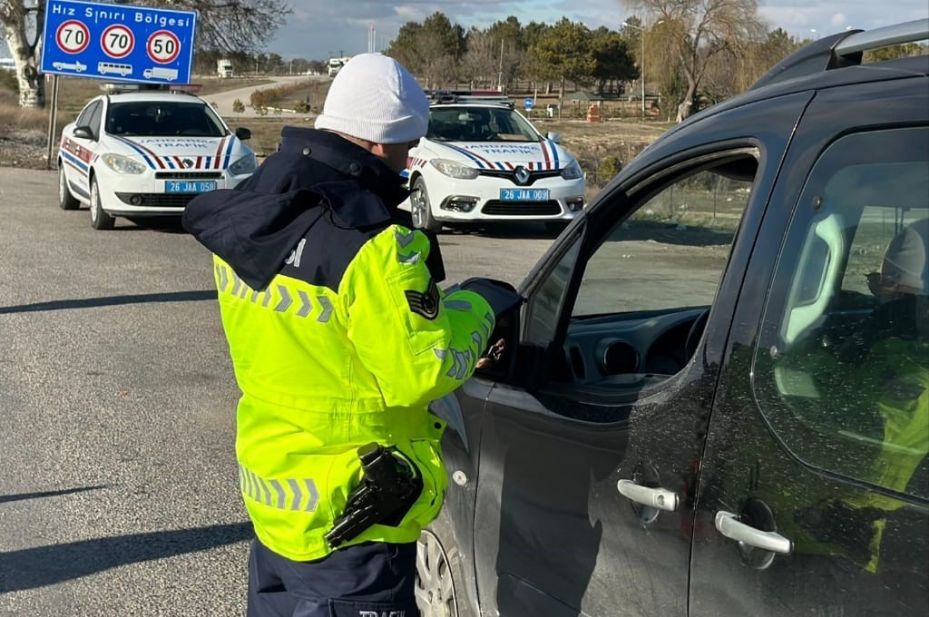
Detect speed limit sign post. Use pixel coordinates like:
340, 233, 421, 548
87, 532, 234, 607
41, 0, 198, 84
40, 0, 198, 170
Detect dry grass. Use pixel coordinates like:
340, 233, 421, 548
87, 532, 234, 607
0, 90, 49, 135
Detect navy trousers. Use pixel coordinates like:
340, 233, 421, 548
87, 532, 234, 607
247, 539, 421, 617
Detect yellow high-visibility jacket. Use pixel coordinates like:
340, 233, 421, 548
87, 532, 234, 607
185, 128, 494, 561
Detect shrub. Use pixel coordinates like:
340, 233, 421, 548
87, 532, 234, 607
232, 98, 245, 113
598, 156, 622, 182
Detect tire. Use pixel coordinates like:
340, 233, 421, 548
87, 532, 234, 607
411, 177, 441, 232
415, 511, 476, 617
58, 164, 80, 210
89, 176, 115, 230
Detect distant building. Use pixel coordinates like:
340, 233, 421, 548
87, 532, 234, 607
0, 57, 15, 72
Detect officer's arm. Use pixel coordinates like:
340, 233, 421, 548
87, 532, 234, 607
340, 225, 495, 408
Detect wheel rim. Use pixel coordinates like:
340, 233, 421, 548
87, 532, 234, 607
411, 183, 427, 227
415, 531, 457, 617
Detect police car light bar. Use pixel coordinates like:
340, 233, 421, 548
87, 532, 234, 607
100, 83, 167, 93
425, 89, 513, 108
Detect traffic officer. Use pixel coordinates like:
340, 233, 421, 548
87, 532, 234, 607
183, 53, 497, 616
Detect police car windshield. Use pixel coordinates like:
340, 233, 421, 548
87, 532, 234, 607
106, 102, 226, 138
427, 107, 540, 143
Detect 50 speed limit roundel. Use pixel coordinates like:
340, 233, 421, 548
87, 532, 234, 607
55, 20, 90, 55
101, 24, 135, 59
147, 31, 181, 64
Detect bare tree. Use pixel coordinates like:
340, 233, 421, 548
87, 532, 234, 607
462, 28, 498, 88
0, 0, 45, 107
166, 0, 290, 55
0, 0, 290, 108
622, 0, 765, 121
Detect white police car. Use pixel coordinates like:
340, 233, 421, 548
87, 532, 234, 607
404, 100, 585, 231
57, 87, 257, 229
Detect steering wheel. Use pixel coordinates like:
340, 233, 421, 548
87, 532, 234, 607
684, 309, 711, 362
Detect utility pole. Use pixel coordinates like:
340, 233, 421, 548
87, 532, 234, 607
623, 20, 662, 120
497, 39, 504, 92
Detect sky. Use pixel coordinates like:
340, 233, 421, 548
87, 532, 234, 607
1, 0, 926, 60
267, 0, 929, 60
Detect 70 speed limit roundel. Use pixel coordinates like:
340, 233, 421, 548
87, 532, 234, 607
101, 24, 135, 59
147, 31, 181, 64
55, 20, 90, 55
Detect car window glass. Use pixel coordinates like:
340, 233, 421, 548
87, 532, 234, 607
573, 163, 754, 317
754, 127, 929, 500
76, 100, 99, 129
524, 234, 582, 346
87, 103, 103, 141
105, 101, 225, 137
427, 107, 538, 142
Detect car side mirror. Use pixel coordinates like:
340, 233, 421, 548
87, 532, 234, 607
546, 131, 561, 144
73, 126, 94, 140
235, 127, 252, 141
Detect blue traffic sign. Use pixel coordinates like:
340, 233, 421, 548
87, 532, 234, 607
524, 97, 534, 110
40, 0, 197, 85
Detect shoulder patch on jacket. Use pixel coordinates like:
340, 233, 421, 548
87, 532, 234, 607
405, 279, 439, 320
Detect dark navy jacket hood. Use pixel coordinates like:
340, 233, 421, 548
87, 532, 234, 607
183, 128, 441, 290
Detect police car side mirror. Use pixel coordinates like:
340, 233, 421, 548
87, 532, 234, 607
73, 126, 94, 140
235, 127, 252, 141
546, 132, 561, 144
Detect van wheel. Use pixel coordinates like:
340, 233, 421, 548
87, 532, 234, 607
415, 512, 475, 617
89, 177, 115, 230
58, 164, 80, 210
411, 177, 441, 232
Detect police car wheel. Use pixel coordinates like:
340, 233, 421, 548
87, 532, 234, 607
411, 177, 441, 233
89, 177, 115, 230
58, 164, 80, 210
416, 524, 470, 617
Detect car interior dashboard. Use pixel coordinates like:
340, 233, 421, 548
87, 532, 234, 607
546, 306, 710, 401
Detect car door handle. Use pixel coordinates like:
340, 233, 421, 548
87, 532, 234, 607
617, 479, 678, 512
715, 511, 793, 554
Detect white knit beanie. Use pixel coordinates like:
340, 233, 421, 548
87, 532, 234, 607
315, 53, 429, 144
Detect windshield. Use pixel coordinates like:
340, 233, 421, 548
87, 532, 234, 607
105, 101, 227, 138
427, 106, 540, 142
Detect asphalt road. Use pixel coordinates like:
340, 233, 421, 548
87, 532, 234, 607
204, 76, 325, 119
0, 167, 554, 616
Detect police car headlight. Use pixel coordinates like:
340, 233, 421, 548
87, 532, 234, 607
561, 160, 583, 180
101, 153, 146, 175
430, 159, 480, 180
229, 153, 258, 176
